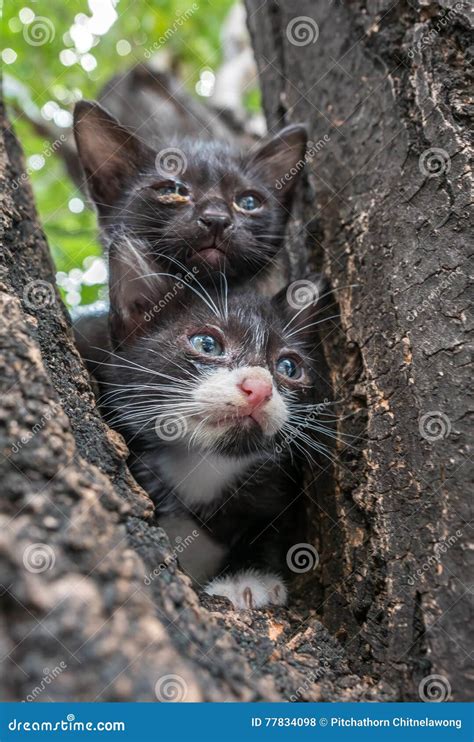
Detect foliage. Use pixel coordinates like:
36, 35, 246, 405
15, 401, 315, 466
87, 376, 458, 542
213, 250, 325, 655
4, 0, 236, 306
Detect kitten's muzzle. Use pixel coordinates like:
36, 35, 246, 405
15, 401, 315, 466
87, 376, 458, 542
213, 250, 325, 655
196, 212, 233, 256
192, 211, 234, 269
191, 366, 288, 441
238, 376, 273, 411
197, 211, 232, 238
208, 377, 272, 429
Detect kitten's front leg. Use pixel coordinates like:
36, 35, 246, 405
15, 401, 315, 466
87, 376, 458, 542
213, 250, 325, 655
202, 475, 301, 610
159, 514, 228, 587
204, 569, 287, 609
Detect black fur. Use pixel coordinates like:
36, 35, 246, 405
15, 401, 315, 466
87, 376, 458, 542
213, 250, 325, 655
74, 246, 333, 591
73, 100, 308, 289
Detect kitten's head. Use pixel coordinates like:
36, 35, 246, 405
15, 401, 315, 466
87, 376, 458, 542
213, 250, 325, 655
73, 101, 307, 284
105, 242, 330, 460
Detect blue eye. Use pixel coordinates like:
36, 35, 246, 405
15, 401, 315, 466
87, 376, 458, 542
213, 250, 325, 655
189, 334, 224, 356
276, 357, 302, 379
154, 181, 189, 199
235, 193, 262, 211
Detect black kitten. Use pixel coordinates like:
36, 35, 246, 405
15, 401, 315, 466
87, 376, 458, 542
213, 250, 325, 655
73, 101, 307, 292
77, 241, 333, 608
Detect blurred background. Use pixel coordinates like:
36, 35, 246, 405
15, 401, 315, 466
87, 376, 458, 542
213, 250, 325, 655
3, 0, 263, 308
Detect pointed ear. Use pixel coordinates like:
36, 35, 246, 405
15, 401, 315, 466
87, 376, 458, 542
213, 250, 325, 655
108, 240, 173, 348
273, 274, 330, 347
247, 124, 308, 197
73, 100, 154, 212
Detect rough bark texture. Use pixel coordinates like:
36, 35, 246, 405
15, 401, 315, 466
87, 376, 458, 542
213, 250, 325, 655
1, 0, 472, 702
246, 0, 472, 702
0, 99, 395, 702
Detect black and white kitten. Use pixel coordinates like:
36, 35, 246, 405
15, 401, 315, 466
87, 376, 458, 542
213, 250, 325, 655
73, 101, 307, 292
76, 241, 332, 609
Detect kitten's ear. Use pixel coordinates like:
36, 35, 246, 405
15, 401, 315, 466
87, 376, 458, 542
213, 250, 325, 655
273, 274, 330, 346
247, 124, 308, 197
108, 240, 170, 348
73, 100, 154, 213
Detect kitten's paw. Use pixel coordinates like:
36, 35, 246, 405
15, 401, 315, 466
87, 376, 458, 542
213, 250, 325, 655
204, 569, 287, 609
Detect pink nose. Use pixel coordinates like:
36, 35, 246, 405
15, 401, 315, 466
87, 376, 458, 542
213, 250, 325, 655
239, 376, 273, 409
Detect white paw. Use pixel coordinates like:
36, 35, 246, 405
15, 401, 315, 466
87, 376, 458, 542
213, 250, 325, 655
204, 569, 287, 609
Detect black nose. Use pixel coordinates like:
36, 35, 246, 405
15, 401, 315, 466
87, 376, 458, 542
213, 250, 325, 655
197, 212, 232, 237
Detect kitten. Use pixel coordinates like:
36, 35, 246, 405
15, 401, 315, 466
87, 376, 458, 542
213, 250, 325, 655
73, 100, 307, 293
76, 241, 333, 609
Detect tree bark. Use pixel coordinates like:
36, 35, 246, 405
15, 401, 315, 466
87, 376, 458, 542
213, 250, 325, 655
246, 0, 472, 701
0, 98, 396, 702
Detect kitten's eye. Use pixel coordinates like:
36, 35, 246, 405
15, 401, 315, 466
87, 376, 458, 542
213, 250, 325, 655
276, 357, 303, 379
153, 181, 190, 200
234, 192, 262, 212
189, 333, 224, 356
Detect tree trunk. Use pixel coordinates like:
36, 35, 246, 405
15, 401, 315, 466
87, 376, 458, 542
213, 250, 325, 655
246, 0, 472, 702
0, 97, 397, 702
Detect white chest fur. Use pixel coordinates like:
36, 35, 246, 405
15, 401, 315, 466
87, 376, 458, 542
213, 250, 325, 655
157, 446, 260, 508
